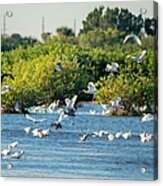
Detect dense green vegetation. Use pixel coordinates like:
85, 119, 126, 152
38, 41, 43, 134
1, 7, 157, 114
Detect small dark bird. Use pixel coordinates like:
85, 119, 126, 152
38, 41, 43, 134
79, 132, 89, 143
1, 73, 14, 83
51, 122, 62, 130
14, 99, 29, 115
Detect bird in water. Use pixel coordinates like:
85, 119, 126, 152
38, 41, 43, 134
11, 150, 25, 160
79, 131, 89, 143
24, 127, 32, 134
107, 133, 115, 141
141, 113, 154, 122
122, 131, 132, 139
1, 149, 12, 158
8, 141, 18, 149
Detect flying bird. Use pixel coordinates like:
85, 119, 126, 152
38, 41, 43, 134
8, 141, 18, 149
25, 114, 46, 123
105, 63, 119, 75
82, 82, 97, 95
123, 34, 142, 46
1, 73, 14, 83
54, 62, 63, 72
64, 95, 78, 116
126, 50, 147, 63
79, 132, 89, 143
1, 85, 12, 94
51, 111, 65, 130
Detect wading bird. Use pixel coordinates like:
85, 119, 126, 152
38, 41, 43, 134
111, 97, 124, 110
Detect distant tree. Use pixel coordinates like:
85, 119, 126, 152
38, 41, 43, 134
1, 33, 37, 52
80, 7, 157, 36
41, 32, 52, 42
80, 6, 104, 33
56, 27, 75, 37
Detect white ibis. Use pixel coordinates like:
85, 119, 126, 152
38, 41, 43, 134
1, 85, 12, 94
122, 131, 132, 139
25, 114, 45, 123
123, 33, 142, 46
115, 131, 123, 139
8, 141, 18, 149
64, 95, 78, 116
126, 50, 146, 63
141, 113, 154, 122
79, 132, 89, 143
107, 133, 115, 141
24, 127, 32, 134
83, 82, 97, 95
11, 150, 25, 160
105, 63, 119, 75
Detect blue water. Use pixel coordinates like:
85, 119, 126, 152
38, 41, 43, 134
1, 103, 157, 180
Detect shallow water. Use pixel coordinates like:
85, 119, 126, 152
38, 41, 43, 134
1, 103, 157, 180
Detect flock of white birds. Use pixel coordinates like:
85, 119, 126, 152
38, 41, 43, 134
1, 32, 157, 170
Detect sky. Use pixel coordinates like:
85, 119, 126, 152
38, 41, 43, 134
0, 1, 155, 39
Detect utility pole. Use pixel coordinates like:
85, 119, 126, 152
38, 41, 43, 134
42, 16, 45, 34
3, 14, 6, 36
73, 18, 76, 36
